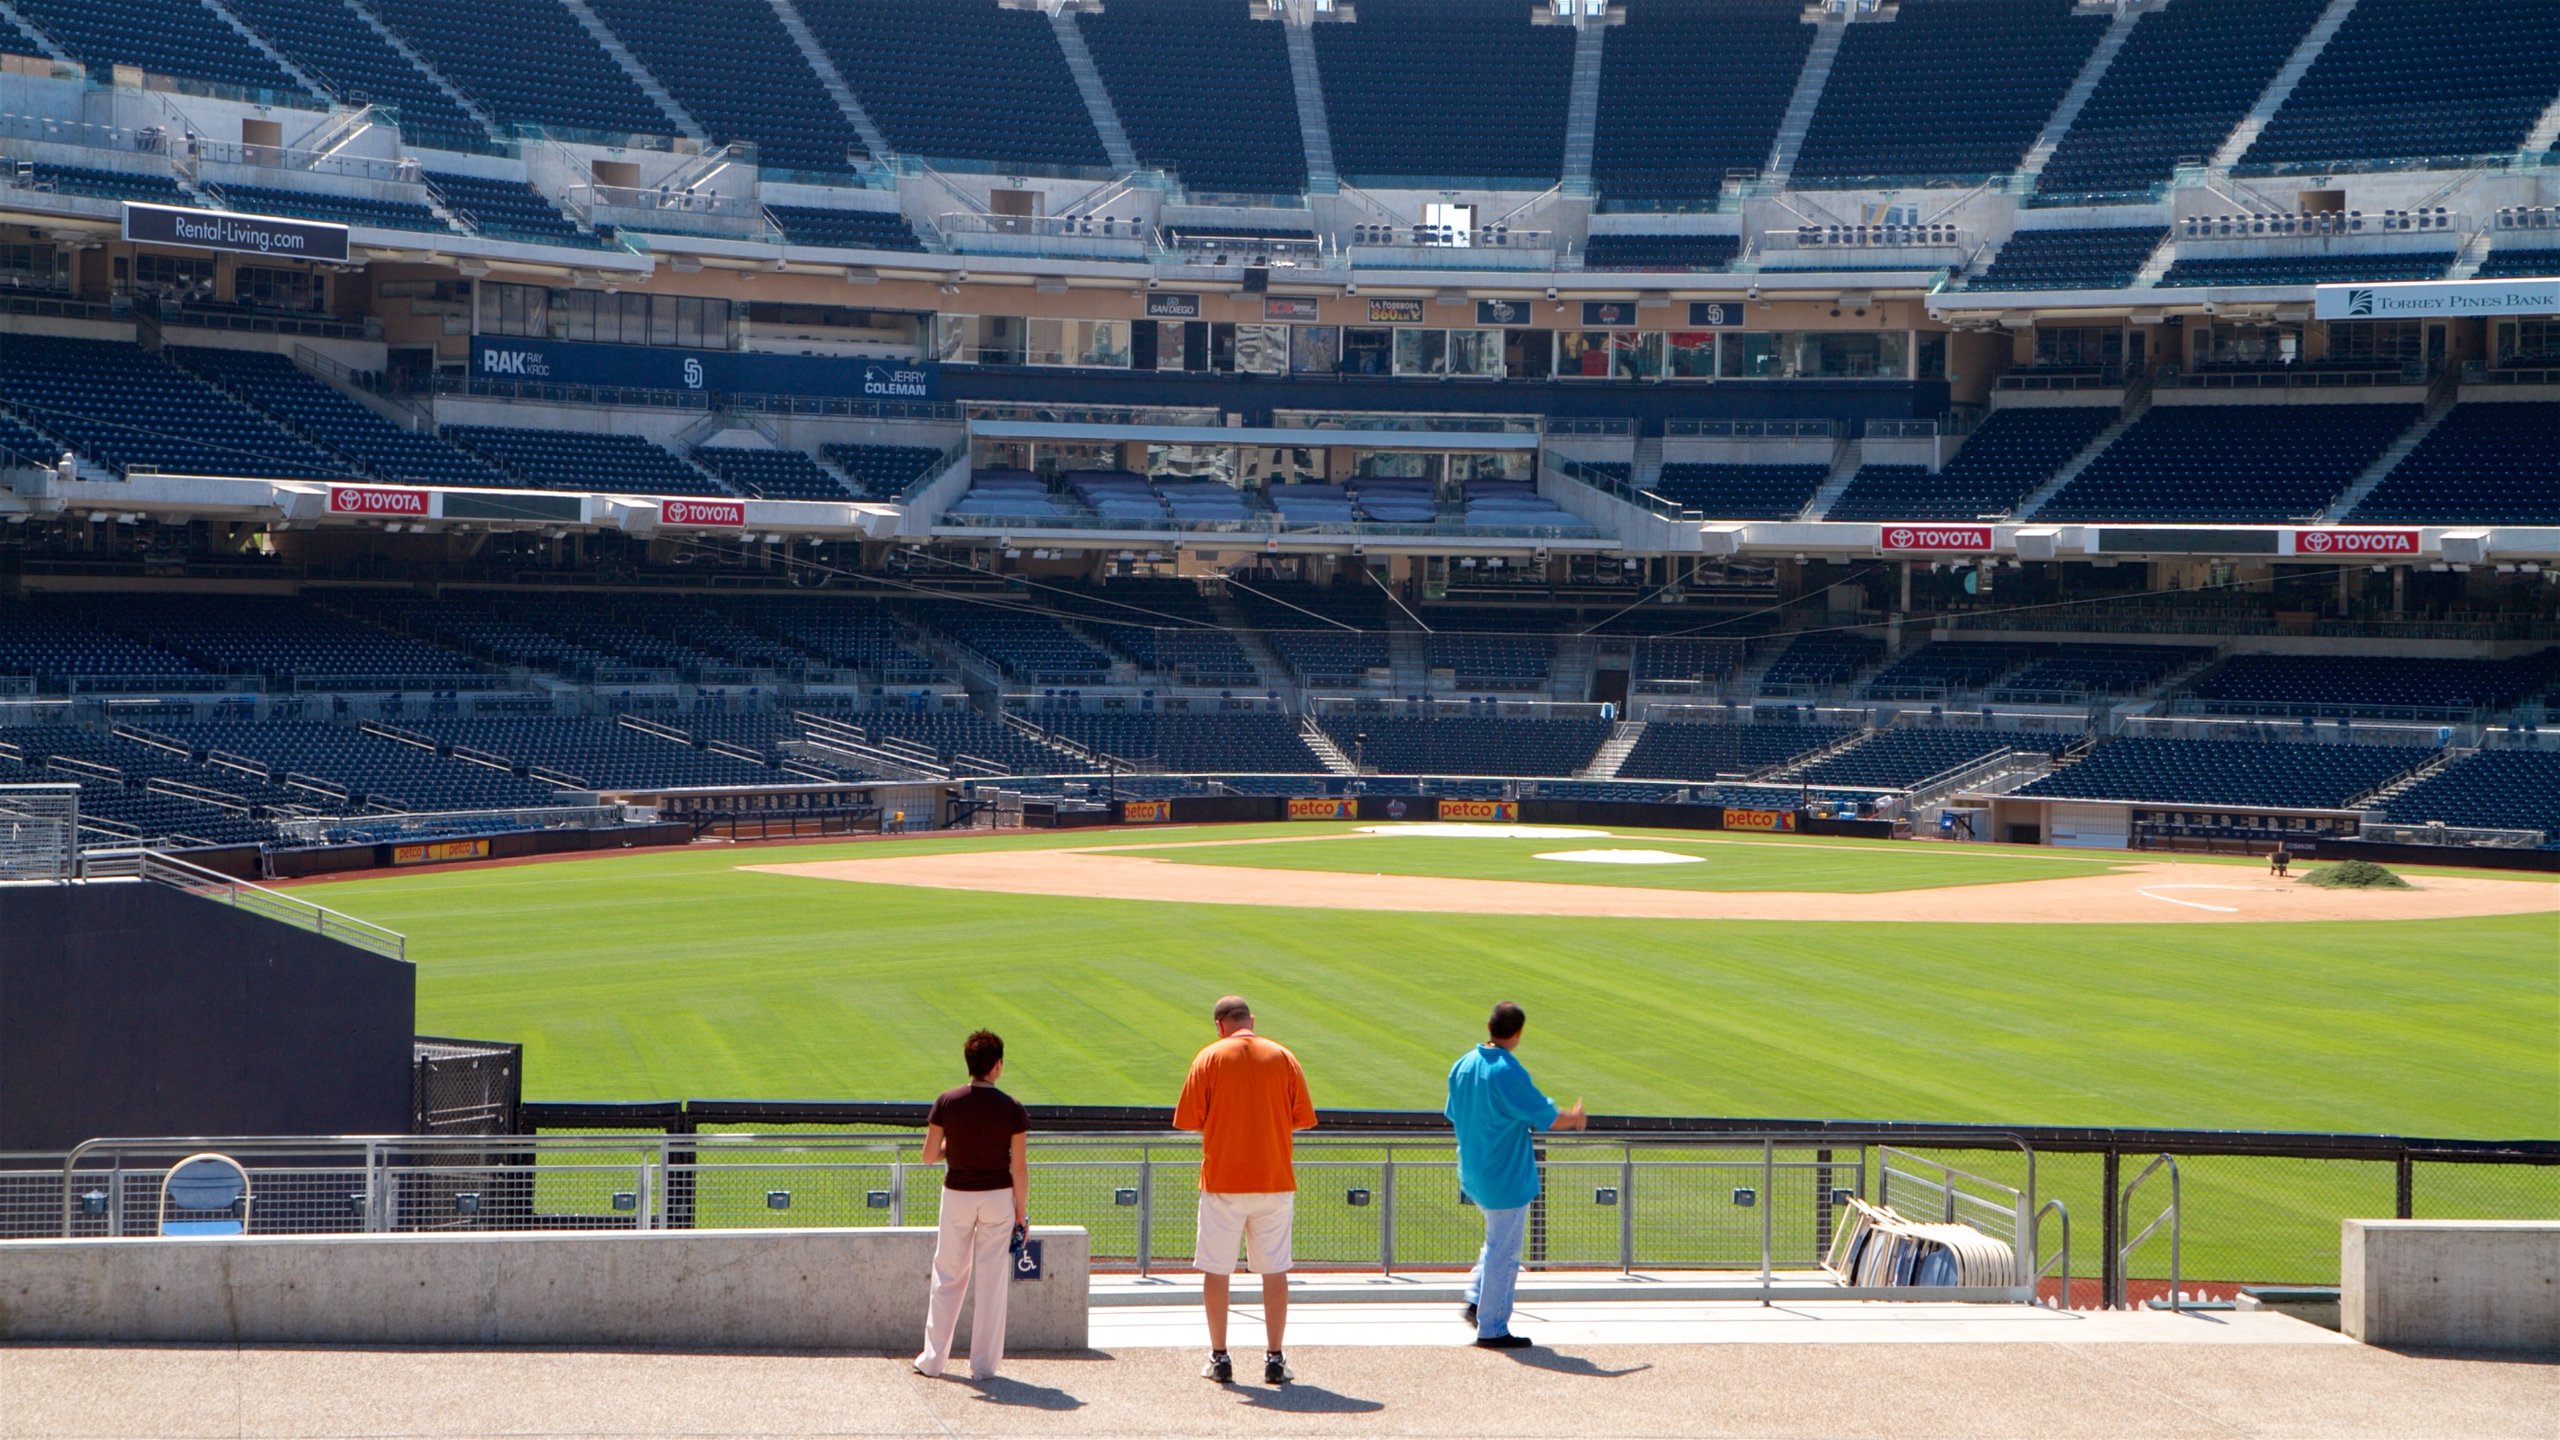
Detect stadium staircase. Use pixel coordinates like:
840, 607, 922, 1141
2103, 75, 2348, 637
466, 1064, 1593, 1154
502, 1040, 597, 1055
342, 0, 500, 144
1762, 12, 1846, 186
2353, 746, 2466, 810
1559, 20, 1607, 199
763, 0, 892, 159
2446, 230, 2496, 281
1577, 720, 1644, 780
2016, 397, 2150, 520
556, 0, 706, 143
2526, 89, 2560, 157
1386, 616, 1430, 693
1047, 9, 1140, 175
788, 711, 947, 782
1629, 434, 1665, 501
1207, 591, 1304, 705
1795, 435, 1864, 521
1009, 712, 1111, 770
1548, 632, 1596, 703
1298, 716, 1360, 776
1282, 20, 1339, 194
2014, 0, 2150, 191
2208, 0, 2361, 171
0, 1, 71, 63
197, 0, 330, 104
2323, 391, 2455, 520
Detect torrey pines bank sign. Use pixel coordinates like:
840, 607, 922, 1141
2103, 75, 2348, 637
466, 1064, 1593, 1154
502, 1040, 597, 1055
2314, 279, 2560, 320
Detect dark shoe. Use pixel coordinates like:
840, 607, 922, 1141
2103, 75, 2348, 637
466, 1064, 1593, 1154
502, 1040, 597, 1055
1263, 1353, 1293, 1385
1461, 1302, 1478, 1326
1474, 1333, 1533, 1350
1202, 1352, 1232, 1383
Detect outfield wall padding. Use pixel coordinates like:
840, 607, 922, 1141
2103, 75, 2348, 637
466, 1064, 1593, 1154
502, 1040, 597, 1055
2311, 839, 2560, 873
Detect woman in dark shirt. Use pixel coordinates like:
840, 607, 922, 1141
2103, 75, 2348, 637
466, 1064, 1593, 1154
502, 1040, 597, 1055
913, 1029, 1029, 1381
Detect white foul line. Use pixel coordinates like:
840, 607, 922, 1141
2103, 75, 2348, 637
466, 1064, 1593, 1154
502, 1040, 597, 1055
2136, 884, 2272, 913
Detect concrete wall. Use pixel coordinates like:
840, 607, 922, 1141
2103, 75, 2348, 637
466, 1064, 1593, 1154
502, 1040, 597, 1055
2342, 1220, 2559, 1354
0, 1226, 1090, 1350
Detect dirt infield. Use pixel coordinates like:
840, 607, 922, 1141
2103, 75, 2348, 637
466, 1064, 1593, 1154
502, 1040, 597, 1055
743, 841, 2560, 925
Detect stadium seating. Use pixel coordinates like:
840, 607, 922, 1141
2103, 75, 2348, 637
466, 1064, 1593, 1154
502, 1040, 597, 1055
767, 206, 931, 252
4, 163, 189, 205
2033, 0, 2329, 201
2155, 251, 2456, 288
0, 599, 208, 683
2349, 403, 2560, 526
1581, 232, 1745, 272
2238, 0, 2560, 174
794, 0, 1109, 169
4, 725, 307, 808
169, 720, 572, 810
1592, 0, 1814, 208
1793, 0, 2108, 186
1862, 643, 2047, 701
1991, 646, 2206, 703
223, 0, 488, 149
2188, 652, 2560, 718
0, 414, 57, 468
1648, 463, 1826, 520
1781, 728, 2026, 788
2015, 736, 2429, 808
860, 708, 1082, 774
1618, 719, 1853, 781
10, 0, 308, 97
1967, 228, 2166, 292
691, 446, 858, 501
0, 739, 280, 847
205, 182, 449, 234
716, 598, 939, 683
1424, 633, 1553, 691
1077, 0, 1306, 195
2034, 403, 2420, 523
587, 0, 868, 173
1314, 0, 1575, 185
1320, 714, 1608, 777
1829, 407, 2116, 522
1037, 711, 1320, 772
93, 595, 480, 685
2474, 247, 2560, 281
1757, 633, 1883, 692
168, 347, 511, 489
818, 444, 944, 497
365, 0, 673, 139
347, 594, 625, 678
0, 11, 47, 56
0, 336, 349, 480
1631, 637, 1744, 688
425, 171, 601, 249
2380, 748, 2560, 842
405, 717, 783, 790
444, 427, 731, 496
908, 601, 1112, 684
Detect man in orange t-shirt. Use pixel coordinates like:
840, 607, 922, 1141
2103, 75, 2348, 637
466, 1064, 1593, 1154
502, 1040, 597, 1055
1173, 994, 1316, 1386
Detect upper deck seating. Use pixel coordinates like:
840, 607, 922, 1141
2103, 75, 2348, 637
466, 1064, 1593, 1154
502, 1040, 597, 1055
1423, 633, 1554, 691
2034, 0, 2330, 201
819, 444, 943, 497
98, 595, 480, 684
722, 597, 939, 682
2238, 0, 2560, 174
445, 427, 731, 496
1758, 632, 1884, 692
1078, 0, 1306, 194
1967, 228, 2166, 291
2156, 251, 2455, 287
0, 336, 347, 480
0, 600, 204, 683
169, 347, 509, 488
2035, 403, 2419, 523
1780, 728, 2022, 788
1862, 643, 2046, 701
1593, 0, 1814, 208
1793, 0, 2107, 186
1829, 407, 2116, 522
1581, 233, 1745, 271
588, 0, 869, 172
1990, 646, 2204, 703
692, 446, 857, 501
2474, 246, 2560, 281
426, 171, 600, 249
1319, 714, 1608, 777
768, 206, 931, 251
2348, 403, 2560, 526
366, 0, 673, 138
2014, 736, 2430, 808
1315, 0, 1575, 186
795, 0, 1109, 169
205, 182, 451, 234
2189, 652, 2560, 718
224, 0, 487, 148
1650, 463, 1826, 520
908, 601, 1112, 683
11, 0, 308, 96
1632, 637, 1744, 687
1037, 711, 1320, 772
6, 163, 190, 205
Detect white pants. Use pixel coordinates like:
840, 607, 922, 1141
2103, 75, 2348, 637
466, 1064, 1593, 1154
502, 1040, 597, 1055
916, 1186, 1014, 1379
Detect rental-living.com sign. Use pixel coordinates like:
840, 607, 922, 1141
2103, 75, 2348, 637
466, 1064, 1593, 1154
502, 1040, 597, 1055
123, 202, 350, 263
2314, 279, 2560, 320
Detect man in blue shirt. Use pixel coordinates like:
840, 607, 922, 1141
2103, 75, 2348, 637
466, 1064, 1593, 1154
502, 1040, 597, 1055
1444, 1001, 1587, 1348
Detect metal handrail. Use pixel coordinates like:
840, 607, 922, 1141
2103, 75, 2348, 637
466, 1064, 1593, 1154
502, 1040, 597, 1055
2033, 1198, 2071, 1310
2116, 1153, 2180, 1312
132, 851, 407, 962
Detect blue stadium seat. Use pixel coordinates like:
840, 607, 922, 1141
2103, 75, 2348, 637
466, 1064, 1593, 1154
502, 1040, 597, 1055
1315, 0, 1575, 186
692, 446, 860, 502
586, 0, 869, 173
2155, 251, 2455, 287
1593, 0, 1813, 208
444, 427, 733, 496
0, 335, 350, 480
223, 0, 488, 149
1320, 714, 1608, 777
794, 0, 1109, 170
365, 0, 674, 139
2381, 748, 2560, 843
1650, 463, 1826, 520
2034, 0, 2330, 201
2349, 403, 2560, 526
425, 171, 603, 249
2035, 403, 2419, 523
10, 0, 309, 97
1829, 407, 2116, 522
2239, 0, 2560, 174
768, 206, 930, 252
1582, 234, 1743, 271
1793, 0, 2108, 186
1618, 719, 1854, 781
1967, 228, 2165, 292
1078, 0, 1306, 195
2189, 652, 2560, 719
168, 347, 510, 489
1036, 712, 1320, 773
2015, 736, 2429, 808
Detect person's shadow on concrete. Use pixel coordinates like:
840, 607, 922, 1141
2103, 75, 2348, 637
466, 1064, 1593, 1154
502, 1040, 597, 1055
1232, 1383, 1386, 1414
1500, 1347, 1652, 1379
963, 1375, 1085, 1410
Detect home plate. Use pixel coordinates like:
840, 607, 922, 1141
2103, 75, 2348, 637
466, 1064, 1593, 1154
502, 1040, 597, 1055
1537, 849, 1706, 865
1357, 824, 1610, 839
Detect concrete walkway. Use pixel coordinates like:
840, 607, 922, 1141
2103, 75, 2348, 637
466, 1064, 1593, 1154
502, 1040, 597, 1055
7, 1300, 2553, 1438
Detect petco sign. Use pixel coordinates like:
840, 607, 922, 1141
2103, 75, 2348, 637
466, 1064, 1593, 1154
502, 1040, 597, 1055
2285, 528, 2421, 557
328, 486, 430, 516
660, 499, 745, 528
1879, 525, 1993, 552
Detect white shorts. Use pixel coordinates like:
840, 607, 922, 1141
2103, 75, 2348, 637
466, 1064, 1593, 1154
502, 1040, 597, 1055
1193, 1191, 1295, 1276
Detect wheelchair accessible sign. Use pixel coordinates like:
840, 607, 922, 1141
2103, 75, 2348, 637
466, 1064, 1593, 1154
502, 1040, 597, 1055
1012, 1238, 1044, 1282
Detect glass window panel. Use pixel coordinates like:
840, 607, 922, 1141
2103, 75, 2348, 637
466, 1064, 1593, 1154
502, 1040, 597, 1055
648, 295, 679, 347
1290, 324, 1339, 374
1234, 323, 1287, 375
1613, 331, 1664, 379
1393, 327, 1448, 375
1719, 331, 1781, 378
1026, 317, 1066, 366
1665, 330, 1716, 379
1556, 330, 1613, 378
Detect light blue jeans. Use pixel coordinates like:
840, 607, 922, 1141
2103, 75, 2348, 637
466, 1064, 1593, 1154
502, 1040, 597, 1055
1465, 1202, 1531, 1339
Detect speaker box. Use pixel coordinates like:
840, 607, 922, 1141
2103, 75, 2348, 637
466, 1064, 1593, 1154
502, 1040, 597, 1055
1243, 266, 1269, 293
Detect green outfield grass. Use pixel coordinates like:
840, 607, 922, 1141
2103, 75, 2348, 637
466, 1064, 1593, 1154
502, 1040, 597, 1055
297, 823, 2558, 1285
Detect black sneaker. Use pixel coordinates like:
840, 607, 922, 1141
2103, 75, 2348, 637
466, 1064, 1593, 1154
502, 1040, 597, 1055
1474, 1333, 1533, 1350
1264, 1353, 1293, 1385
1461, 1302, 1478, 1327
1202, 1351, 1232, 1383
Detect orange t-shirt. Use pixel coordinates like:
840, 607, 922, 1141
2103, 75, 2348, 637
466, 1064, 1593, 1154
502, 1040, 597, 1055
1172, 1030, 1316, 1193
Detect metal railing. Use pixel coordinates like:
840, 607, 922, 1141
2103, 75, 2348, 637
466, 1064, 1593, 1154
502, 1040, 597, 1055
2114, 1154, 2181, 1313
118, 850, 408, 961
